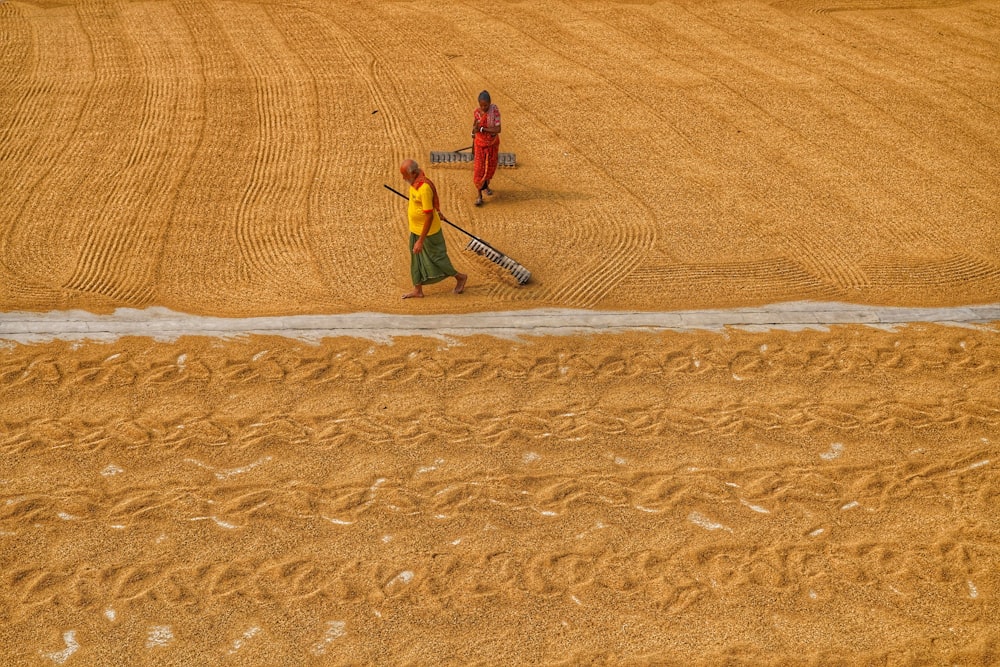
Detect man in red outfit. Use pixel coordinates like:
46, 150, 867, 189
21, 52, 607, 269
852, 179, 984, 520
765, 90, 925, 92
471, 90, 501, 207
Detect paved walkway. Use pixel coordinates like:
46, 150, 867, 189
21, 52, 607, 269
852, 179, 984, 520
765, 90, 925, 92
0, 302, 997, 343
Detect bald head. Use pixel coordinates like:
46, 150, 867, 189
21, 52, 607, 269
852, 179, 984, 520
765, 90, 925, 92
400, 159, 420, 179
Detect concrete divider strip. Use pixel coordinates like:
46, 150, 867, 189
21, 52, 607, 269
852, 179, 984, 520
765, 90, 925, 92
0, 303, 997, 343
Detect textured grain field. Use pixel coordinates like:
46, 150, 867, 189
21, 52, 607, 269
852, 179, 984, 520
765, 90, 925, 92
1, 327, 998, 664
1, 0, 998, 314
2, 0, 1000, 664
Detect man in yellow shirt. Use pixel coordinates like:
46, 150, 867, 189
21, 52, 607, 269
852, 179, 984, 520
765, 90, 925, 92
400, 159, 467, 299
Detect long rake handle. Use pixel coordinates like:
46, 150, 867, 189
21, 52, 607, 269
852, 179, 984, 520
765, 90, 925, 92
383, 184, 531, 285
383, 184, 498, 252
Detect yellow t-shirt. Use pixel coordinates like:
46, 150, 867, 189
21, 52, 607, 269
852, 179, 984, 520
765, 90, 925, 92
407, 182, 442, 235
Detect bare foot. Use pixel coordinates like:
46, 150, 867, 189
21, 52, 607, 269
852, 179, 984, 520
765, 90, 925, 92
454, 273, 467, 294
474, 197, 483, 207
402, 288, 424, 299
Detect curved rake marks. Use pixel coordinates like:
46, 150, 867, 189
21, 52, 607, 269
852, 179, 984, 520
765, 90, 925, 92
0, 9, 95, 290
426, 4, 667, 306
11, 2, 140, 294
779, 228, 869, 293
44, 6, 143, 302
620, 257, 838, 303
542, 209, 656, 308
395, 4, 486, 144
207, 5, 325, 302
468, 2, 695, 154
265, 6, 390, 300
0, 7, 43, 189
316, 4, 458, 300
63, 224, 141, 303
62, 2, 202, 305
0, 0, 26, 33
333, 3, 448, 159
153, 0, 264, 306
593, 3, 996, 285
0, 1, 35, 144
329, 5, 423, 175
440, 87, 651, 305
524, 143, 656, 306
211, 3, 317, 281
864, 254, 1000, 288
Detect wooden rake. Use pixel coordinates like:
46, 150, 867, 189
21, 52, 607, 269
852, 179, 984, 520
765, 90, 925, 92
384, 184, 531, 285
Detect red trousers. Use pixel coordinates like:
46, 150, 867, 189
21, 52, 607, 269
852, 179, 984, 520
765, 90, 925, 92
473, 141, 499, 190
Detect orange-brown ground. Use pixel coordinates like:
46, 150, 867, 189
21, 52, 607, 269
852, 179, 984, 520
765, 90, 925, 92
1, 0, 998, 315
2, 0, 999, 664
1, 327, 998, 664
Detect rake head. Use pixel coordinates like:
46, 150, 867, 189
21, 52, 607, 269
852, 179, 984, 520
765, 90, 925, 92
466, 238, 531, 285
430, 151, 517, 167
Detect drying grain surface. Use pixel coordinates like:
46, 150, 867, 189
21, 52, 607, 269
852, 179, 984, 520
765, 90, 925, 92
3, 0, 1000, 664
1, 326, 998, 664
1, 0, 999, 315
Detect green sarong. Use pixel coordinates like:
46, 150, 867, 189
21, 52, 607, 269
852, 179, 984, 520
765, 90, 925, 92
410, 231, 457, 286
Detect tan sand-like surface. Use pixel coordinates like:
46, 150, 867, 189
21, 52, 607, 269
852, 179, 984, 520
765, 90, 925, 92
1, 0, 999, 314
3, 0, 1000, 663
0, 326, 998, 663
